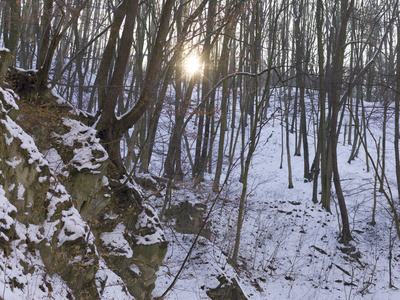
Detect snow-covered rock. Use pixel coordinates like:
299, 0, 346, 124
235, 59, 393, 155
0, 65, 166, 299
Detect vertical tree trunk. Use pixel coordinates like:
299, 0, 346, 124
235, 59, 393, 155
91, 1, 128, 112
395, 21, 400, 201
3, 0, 21, 55
313, 0, 327, 205
285, 88, 294, 189
96, 0, 140, 173
294, 0, 311, 180
199, 0, 217, 180
164, 78, 195, 178
361, 97, 370, 172
37, 0, 54, 69
140, 0, 209, 173
380, 97, 387, 192
213, 13, 238, 191
348, 87, 361, 162
213, 65, 229, 189
326, 0, 354, 243
228, 45, 238, 163
193, 0, 215, 179
164, 4, 184, 178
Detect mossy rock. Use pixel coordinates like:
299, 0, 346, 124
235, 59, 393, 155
94, 206, 167, 300
38, 234, 100, 299
0, 122, 50, 225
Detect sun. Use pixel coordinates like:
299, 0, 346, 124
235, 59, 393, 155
184, 55, 201, 75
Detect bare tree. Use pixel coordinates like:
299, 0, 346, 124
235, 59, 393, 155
96, 0, 174, 174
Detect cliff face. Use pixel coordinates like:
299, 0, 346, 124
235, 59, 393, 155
0, 50, 167, 299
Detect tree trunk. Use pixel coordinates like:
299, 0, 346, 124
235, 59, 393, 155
198, 0, 216, 181
97, 0, 174, 174
213, 14, 238, 191
164, 78, 195, 178
395, 21, 400, 201
140, 0, 209, 173
37, 0, 54, 69
314, 0, 328, 205
3, 0, 20, 55
326, 0, 354, 243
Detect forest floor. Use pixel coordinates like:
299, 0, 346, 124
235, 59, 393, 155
150, 93, 400, 300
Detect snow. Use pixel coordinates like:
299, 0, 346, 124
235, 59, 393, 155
0, 187, 73, 300
38, 176, 47, 183
5, 156, 22, 168
1, 115, 48, 170
46, 184, 69, 217
0, 185, 17, 241
95, 258, 134, 299
4, 134, 13, 145
3, 65, 400, 299
14, 67, 37, 73
17, 183, 25, 200
44, 148, 68, 177
0, 87, 19, 111
51, 90, 67, 105
134, 204, 165, 245
100, 222, 134, 258
121, 175, 143, 198
129, 263, 141, 275
1, 86, 132, 298
26, 223, 45, 244
53, 118, 97, 147
51, 118, 108, 171
154, 231, 250, 299
104, 212, 118, 219
102, 175, 109, 186
149, 90, 400, 299
57, 206, 87, 247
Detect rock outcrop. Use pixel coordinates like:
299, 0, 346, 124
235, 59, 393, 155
0, 53, 166, 299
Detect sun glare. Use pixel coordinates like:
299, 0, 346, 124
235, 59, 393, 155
184, 55, 201, 75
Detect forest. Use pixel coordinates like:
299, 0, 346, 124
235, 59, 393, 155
1, 0, 400, 299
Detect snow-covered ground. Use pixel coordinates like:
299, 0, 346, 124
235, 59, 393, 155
3, 68, 400, 299
150, 92, 400, 299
